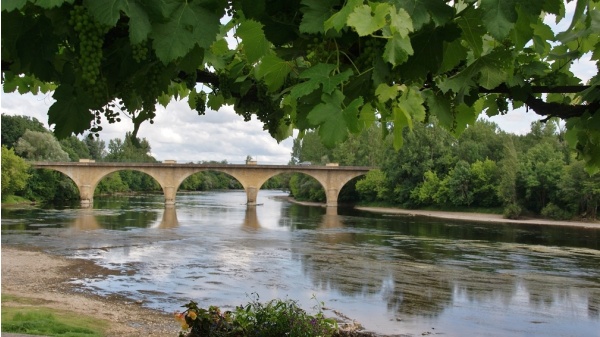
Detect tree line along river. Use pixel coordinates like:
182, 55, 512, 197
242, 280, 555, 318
1, 190, 599, 336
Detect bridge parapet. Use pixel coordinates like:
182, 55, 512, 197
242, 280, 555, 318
31, 162, 374, 208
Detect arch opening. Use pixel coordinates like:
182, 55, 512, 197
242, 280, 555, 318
28, 168, 79, 206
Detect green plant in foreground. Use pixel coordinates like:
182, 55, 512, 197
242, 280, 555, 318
175, 295, 338, 337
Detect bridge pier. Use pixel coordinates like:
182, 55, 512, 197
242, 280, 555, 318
164, 186, 177, 205
325, 188, 339, 207
246, 187, 259, 205
79, 184, 93, 207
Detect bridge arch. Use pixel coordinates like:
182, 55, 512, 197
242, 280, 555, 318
31, 162, 373, 208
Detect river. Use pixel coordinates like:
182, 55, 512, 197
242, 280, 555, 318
1, 190, 599, 336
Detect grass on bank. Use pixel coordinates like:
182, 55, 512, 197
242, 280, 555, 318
1, 294, 108, 337
1, 194, 34, 205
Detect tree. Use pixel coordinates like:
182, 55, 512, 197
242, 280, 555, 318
2, 1, 598, 171
60, 135, 91, 161
1, 114, 47, 149
1, 145, 30, 197
15, 130, 70, 161
84, 134, 106, 160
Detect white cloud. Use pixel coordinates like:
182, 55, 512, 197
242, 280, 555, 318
1, 91, 293, 164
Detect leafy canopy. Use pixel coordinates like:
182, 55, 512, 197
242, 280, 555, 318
2, 0, 599, 171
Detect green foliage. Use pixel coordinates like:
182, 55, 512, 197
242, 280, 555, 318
59, 136, 91, 161
175, 296, 338, 337
289, 174, 325, 202
503, 202, 522, 220
104, 132, 156, 163
23, 169, 79, 204
1, 145, 30, 198
355, 169, 387, 202
180, 162, 244, 191
15, 130, 70, 161
1, 114, 47, 148
4, 1, 599, 171
540, 202, 573, 220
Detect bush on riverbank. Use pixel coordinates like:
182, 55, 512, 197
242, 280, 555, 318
175, 297, 338, 337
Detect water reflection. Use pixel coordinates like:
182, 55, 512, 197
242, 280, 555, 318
155, 206, 179, 229
242, 206, 261, 231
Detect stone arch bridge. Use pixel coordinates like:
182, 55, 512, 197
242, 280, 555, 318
31, 162, 373, 207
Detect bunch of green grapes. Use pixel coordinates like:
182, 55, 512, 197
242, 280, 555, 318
131, 41, 149, 63
68, 5, 109, 86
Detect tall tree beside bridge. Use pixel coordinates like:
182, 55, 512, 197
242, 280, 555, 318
2, 0, 599, 171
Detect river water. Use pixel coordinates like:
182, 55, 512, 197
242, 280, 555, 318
2, 190, 599, 336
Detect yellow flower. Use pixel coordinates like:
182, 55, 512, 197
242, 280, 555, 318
174, 312, 186, 324
187, 310, 198, 320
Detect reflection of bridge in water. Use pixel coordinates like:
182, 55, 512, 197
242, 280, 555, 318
32, 162, 373, 208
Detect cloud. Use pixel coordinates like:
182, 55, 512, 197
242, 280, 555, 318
1, 91, 293, 164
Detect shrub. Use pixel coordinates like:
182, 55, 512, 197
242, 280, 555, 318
503, 203, 522, 219
175, 296, 338, 337
541, 203, 572, 220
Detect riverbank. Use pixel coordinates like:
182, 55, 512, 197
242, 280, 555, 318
354, 206, 600, 229
281, 196, 600, 229
1, 246, 179, 337
1, 246, 375, 337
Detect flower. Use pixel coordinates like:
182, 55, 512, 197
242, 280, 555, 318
174, 312, 189, 329
187, 310, 197, 320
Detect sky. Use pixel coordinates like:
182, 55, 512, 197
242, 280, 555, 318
1, 3, 595, 164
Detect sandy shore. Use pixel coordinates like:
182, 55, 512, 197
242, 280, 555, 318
355, 206, 600, 228
1, 246, 179, 337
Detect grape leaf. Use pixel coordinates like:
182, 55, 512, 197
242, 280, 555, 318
299, 0, 336, 34
48, 84, 94, 138
307, 90, 362, 147
481, 0, 517, 40
324, 0, 362, 32
150, 1, 220, 64
290, 64, 352, 99
85, 0, 127, 27
35, 0, 74, 9
456, 7, 485, 57
388, 7, 413, 37
391, 105, 410, 150
207, 93, 224, 110
422, 89, 452, 129
398, 22, 461, 81
236, 20, 271, 63
451, 103, 477, 136
375, 83, 400, 103
126, 1, 152, 44
397, 86, 426, 124
383, 33, 414, 66
395, 0, 453, 30
347, 3, 389, 36
255, 54, 293, 92
1, 0, 27, 11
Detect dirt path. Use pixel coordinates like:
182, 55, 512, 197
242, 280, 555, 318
355, 206, 600, 228
1, 246, 179, 337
